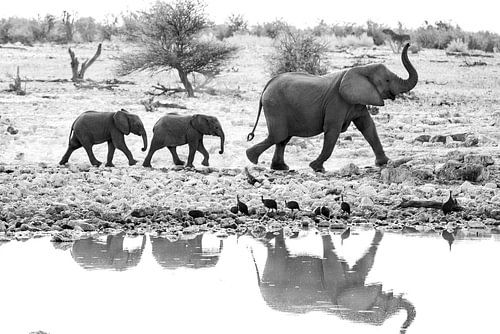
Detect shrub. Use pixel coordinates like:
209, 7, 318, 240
75, 17, 98, 42
446, 39, 468, 53
250, 19, 287, 38
269, 27, 329, 76
117, 0, 237, 97
366, 20, 387, 46
226, 14, 248, 34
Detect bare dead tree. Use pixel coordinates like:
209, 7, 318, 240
68, 43, 102, 82
7, 66, 26, 95
62, 11, 75, 43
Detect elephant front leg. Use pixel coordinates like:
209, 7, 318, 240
309, 129, 341, 173
196, 140, 210, 166
167, 146, 185, 166
112, 135, 137, 166
353, 114, 389, 166
105, 141, 116, 167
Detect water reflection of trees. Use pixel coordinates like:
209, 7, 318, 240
254, 230, 415, 333
151, 234, 223, 269
71, 233, 146, 271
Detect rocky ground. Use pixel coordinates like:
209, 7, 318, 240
1, 37, 500, 243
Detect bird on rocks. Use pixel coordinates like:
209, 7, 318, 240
341, 227, 351, 245
340, 195, 351, 216
285, 200, 300, 212
261, 195, 277, 212
188, 209, 204, 219
320, 206, 331, 218
237, 195, 249, 215
442, 191, 455, 215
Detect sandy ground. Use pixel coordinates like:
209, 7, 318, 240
0, 36, 499, 239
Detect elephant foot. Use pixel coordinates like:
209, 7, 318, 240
59, 160, 67, 166
105, 162, 115, 167
92, 161, 102, 167
185, 163, 194, 168
202, 160, 209, 167
174, 160, 185, 166
246, 148, 259, 164
129, 159, 138, 166
309, 160, 325, 173
375, 156, 390, 167
270, 161, 289, 171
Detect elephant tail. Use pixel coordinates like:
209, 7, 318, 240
67, 118, 77, 144
247, 98, 262, 142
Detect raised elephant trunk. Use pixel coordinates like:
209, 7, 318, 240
394, 43, 418, 95
141, 131, 148, 152
218, 130, 225, 154
399, 298, 416, 333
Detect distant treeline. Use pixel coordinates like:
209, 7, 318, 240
1, 12, 499, 52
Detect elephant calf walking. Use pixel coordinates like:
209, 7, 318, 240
59, 109, 148, 167
143, 113, 225, 168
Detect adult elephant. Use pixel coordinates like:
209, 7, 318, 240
70, 233, 146, 271
254, 230, 415, 333
246, 43, 418, 172
151, 233, 223, 269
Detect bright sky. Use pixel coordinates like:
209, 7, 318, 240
2, 0, 499, 33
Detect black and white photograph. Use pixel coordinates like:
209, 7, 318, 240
1, 0, 499, 333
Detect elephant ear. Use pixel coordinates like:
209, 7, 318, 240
113, 109, 130, 135
339, 68, 384, 106
190, 114, 209, 134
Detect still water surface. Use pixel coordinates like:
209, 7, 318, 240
1, 228, 499, 334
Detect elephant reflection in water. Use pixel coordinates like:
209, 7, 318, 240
256, 230, 415, 333
151, 234, 223, 269
71, 233, 146, 271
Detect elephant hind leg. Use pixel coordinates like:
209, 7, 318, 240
271, 136, 291, 170
82, 143, 101, 167
246, 136, 274, 164
143, 136, 164, 167
105, 141, 116, 167
167, 146, 185, 166
59, 137, 82, 165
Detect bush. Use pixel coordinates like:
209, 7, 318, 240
117, 0, 237, 97
250, 19, 287, 38
75, 17, 98, 42
446, 39, 468, 53
269, 28, 329, 76
0, 17, 37, 45
414, 21, 463, 49
366, 20, 387, 46
467, 31, 500, 52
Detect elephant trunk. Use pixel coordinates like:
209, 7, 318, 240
141, 131, 148, 152
399, 298, 416, 333
394, 43, 418, 95
218, 130, 225, 154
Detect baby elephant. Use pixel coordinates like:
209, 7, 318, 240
143, 113, 225, 168
59, 109, 148, 167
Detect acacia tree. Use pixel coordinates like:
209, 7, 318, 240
117, 0, 237, 97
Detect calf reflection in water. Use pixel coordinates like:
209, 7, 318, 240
71, 233, 146, 271
151, 234, 223, 269
256, 230, 415, 333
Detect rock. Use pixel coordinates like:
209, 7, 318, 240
464, 134, 479, 147
436, 161, 488, 182
360, 197, 374, 208
484, 183, 497, 189
0, 222, 6, 232
51, 231, 76, 242
358, 185, 377, 197
464, 154, 494, 167
450, 133, 469, 142
467, 220, 486, 229
412, 168, 434, 180
339, 163, 360, 177
381, 167, 413, 184
414, 134, 431, 143
446, 150, 465, 162
459, 181, 475, 193
430, 135, 447, 144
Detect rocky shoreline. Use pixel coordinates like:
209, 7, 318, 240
1, 154, 499, 243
